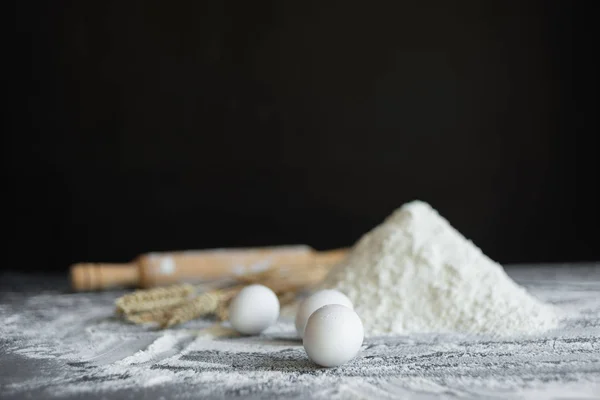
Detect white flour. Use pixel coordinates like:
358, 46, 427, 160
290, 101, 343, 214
323, 201, 559, 336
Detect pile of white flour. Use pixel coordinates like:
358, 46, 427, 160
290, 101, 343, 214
323, 201, 559, 336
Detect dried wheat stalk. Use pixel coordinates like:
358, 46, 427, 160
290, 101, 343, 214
115, 284, 195, 314
116, 262, 333, 328
161, 286, 240, 328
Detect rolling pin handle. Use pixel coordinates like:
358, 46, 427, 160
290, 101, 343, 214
70, 263, 139, 291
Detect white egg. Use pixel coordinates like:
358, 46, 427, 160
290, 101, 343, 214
295, 289, 353, 338
228, 284, 280, 335
303, 304, 364, 367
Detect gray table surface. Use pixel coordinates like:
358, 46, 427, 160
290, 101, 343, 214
1, 264, 599, 399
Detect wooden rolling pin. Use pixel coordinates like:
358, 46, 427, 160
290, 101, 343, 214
70, 245, 349, 291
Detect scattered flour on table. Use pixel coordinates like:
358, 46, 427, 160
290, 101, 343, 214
1, 264, 600, 398
117, 331, 188, 365
322, 200, 559, 336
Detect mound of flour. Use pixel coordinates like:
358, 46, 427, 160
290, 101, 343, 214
323, 201, 559, 336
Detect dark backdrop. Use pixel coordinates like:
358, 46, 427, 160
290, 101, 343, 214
6, 1, 598, 272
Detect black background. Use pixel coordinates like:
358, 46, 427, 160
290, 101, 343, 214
6, 1, 598, 272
